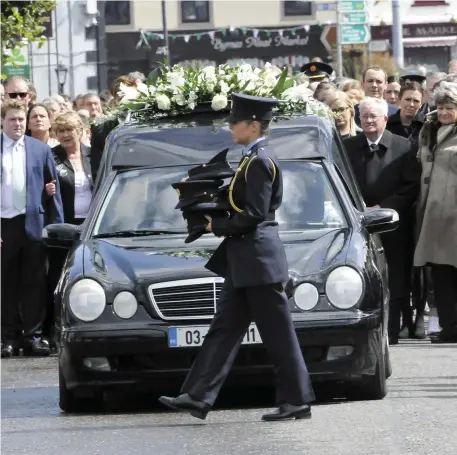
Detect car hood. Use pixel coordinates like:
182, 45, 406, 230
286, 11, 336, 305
82, 228, 352, 286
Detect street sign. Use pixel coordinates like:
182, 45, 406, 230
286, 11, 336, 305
3, 45, 31, 79
341, 24, 370, 44
340, 1, 368, 13
341, 11, 369, 24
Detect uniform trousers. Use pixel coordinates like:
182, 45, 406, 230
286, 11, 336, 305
1, 215, 46, 345
181, 278, 315, 407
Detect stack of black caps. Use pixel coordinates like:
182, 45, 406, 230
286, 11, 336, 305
172, 148, 235, 243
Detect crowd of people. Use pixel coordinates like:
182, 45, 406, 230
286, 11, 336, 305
305, 58, 457, 345
1, 58, 457, 359
0, 71, 146, 357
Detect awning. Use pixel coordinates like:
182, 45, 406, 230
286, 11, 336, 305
403, 36, 457, 48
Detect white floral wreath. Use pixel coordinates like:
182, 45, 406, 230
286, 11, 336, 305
101, 62, 332, 122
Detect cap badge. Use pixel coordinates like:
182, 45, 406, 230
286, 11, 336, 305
310, 65, 317, 72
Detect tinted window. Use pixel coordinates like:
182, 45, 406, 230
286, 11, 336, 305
93, 162, 347, 236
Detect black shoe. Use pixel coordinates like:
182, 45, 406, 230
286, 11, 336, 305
22, 338, 51, 356
389, 336, 399, 345
262, 403, 311, 421
1, 343, 19, 358
430, 331, 457, 344
398, 326, 411, 339
158, 393, 210, 420
413, 317, 427, 339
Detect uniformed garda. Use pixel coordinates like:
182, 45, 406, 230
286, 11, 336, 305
178, 93, 315, 409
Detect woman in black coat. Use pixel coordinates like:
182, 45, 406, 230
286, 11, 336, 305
386, 81, 424, 139
44, 112, 94, 348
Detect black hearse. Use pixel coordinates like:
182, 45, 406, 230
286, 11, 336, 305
44, 111, 398, 412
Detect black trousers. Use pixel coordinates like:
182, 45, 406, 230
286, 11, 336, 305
180, 279, 315, 407
430, 264, 457, 335
383, 232, 413, 336
1, 216, 46, 344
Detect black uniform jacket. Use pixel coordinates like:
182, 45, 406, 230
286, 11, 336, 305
343, 130, 420, 222
205, 139, 289, 288
52, 144, 93, 223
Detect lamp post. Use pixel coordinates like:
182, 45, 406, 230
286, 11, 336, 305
55, 62, 68, 95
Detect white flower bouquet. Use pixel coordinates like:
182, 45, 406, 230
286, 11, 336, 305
106, 62, 331, 122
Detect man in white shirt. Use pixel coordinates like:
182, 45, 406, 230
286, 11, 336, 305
343, 97, 421, 345
1, 99, 63, 358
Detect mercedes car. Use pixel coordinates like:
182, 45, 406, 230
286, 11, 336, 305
43, 111, 398, 412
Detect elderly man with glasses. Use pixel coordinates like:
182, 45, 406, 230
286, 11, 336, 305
343, 97, 421, 345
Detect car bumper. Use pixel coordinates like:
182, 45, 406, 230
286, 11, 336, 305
60, 310, 384, 391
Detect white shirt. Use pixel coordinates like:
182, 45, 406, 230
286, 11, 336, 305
1, 133, 26, 218
74, 170, 92, 219
366, 135, 383, 148
47, 138, 59, 147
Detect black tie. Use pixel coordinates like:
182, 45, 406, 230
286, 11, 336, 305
369, 143, 380, 154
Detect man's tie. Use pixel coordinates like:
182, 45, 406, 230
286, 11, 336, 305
369, 143, 380, 154
12, 141, 26, 211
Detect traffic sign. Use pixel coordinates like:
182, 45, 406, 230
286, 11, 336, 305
341, 24, 370, 44
3, 45, 31, 79
340, 1, 368, 13
341, 11, 369, 24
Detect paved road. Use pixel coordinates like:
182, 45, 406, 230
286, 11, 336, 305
2, 340, 457, 455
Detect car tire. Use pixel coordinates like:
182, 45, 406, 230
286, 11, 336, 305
59, 368, 103, 413
345, 349, 387, 401
385, 340, 392, 379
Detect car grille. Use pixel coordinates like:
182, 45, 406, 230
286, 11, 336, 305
148, 277, 224, 320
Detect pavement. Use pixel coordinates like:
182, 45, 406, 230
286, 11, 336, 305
1, 340, 457, 455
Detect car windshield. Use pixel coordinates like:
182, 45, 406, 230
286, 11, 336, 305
92, 161, 347, 236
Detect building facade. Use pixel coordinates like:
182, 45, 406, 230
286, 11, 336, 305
105, 0, 336, 83
29, 0, 101, 100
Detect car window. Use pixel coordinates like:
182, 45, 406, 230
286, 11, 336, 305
92, 161, 347, 236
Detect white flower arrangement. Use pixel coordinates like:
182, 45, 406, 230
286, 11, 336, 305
102, 62, 332, 123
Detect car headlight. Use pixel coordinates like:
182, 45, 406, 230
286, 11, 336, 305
325, 266, 363, 309
293, 283, 319, 311
68, 279, 106, 322
113, 292, 138, 319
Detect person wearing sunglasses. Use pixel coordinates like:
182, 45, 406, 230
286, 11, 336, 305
4, 76, 33, 110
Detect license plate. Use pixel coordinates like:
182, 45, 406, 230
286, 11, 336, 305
168, 324, 262, 348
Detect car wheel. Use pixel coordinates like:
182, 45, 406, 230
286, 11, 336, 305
59, 368, 103, 413
345, 349, 387, 401
385, 340, 392, 379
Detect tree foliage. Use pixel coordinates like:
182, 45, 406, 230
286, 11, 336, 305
1, 0, 56, 70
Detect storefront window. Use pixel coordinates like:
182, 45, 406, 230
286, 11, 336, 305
105, 0, 131, 26
283, 1, 312, 16
181, 1, 210, 23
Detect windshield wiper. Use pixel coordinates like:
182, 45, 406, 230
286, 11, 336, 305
93, 229, 185, 238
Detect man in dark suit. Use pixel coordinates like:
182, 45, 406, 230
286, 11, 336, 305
1, 99, 64, 357
159, 94, 314, 421
344, 97, 420, 344
355, 66, 399, 126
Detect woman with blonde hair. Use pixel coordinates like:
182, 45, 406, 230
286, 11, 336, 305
44, 112, 93, 349
325, 90, 358, 139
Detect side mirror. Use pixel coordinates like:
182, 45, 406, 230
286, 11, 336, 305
362, 208, 399, 235
43, 223, 82, 248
